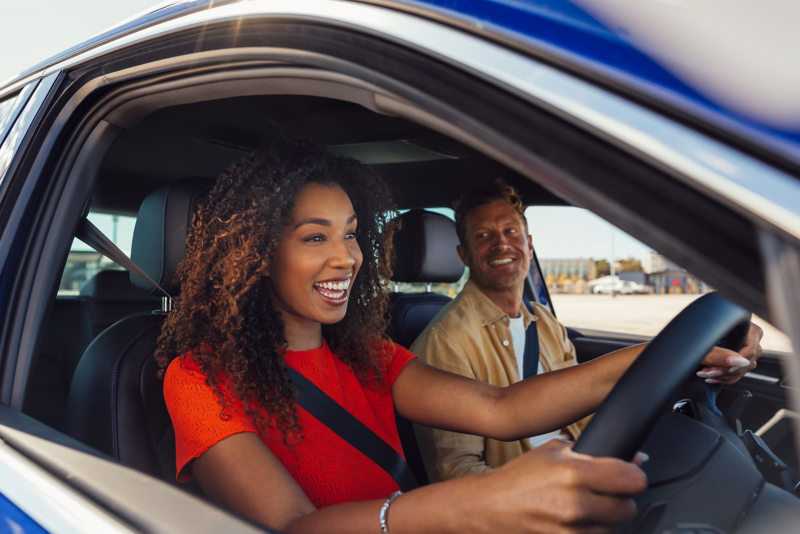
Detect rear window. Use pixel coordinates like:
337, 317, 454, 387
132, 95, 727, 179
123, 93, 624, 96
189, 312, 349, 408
58, 213, 136, 295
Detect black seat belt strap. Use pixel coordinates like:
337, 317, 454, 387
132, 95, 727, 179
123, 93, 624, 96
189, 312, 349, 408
522, 295, 540, 380
287, 367, 419, 492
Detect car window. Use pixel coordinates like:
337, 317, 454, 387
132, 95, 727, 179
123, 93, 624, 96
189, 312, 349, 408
58, 212, 136, 295
393, 208, 469, 297
525, 206, 792, 353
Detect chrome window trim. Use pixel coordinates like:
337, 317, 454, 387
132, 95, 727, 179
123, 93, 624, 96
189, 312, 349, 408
19, 0, 798, 243
0, 433, 133, 533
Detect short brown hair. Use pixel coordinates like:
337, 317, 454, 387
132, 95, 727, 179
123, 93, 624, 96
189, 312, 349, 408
454, 178, 526, 246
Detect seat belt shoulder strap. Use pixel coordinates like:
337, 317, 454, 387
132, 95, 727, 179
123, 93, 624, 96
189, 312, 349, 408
286, 367, 418, 492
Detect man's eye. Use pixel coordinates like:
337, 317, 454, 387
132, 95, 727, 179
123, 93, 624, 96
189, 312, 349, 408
508, 229, 517, 233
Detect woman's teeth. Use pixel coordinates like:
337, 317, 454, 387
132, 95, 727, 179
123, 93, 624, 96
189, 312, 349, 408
489, 258, 514, 266
314, 280, 350, 291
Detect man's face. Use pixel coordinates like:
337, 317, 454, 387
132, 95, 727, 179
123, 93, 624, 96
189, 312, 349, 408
458, 201, 533, 291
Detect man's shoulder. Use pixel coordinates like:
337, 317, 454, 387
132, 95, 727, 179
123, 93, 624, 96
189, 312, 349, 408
412, 292, 482, 349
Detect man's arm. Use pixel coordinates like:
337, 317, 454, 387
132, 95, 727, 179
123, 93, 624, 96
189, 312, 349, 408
410, 329, 493, 480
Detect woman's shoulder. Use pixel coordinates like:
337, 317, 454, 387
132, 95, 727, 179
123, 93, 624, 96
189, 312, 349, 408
165, 351, 204, 383
377, 339, 418, 385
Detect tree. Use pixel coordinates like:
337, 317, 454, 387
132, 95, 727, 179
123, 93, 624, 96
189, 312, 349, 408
619, 259, 643, 272
595, 259, 610, 277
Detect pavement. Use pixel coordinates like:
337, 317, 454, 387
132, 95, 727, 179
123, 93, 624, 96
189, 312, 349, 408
550, 294, 792, 353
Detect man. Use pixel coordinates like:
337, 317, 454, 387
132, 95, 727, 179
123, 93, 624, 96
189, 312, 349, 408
411, 179, 762, 482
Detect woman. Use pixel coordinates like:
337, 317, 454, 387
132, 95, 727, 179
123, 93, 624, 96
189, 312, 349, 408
158, 140, 759, 533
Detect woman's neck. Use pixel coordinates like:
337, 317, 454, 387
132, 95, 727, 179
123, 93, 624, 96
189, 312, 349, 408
281, 314, 324, 352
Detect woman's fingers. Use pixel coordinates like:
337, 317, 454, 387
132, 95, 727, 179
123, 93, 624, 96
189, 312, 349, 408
700, 347, 751, 369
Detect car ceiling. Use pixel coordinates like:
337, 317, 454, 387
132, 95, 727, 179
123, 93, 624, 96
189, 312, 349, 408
95, 95, 568, 215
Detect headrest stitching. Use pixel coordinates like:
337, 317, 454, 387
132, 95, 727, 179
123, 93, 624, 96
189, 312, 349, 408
157, 184, 174, 296
110, 322, 162, 459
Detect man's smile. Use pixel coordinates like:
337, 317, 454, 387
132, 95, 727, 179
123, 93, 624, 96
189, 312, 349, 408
488, 257, 516, 267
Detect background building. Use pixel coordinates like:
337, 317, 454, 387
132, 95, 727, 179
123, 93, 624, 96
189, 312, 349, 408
540, 258, 597, 281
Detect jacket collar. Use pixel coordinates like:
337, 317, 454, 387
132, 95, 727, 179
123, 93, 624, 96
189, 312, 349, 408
462, 279, 537, 328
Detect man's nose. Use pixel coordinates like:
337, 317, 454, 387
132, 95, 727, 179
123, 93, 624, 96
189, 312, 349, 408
491, 232, 510, 249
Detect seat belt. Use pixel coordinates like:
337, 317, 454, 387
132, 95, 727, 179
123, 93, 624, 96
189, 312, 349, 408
287, 367, 418, 492
522, 294, 540, 379
74, 216, 418, 491
75, 218, 175, 304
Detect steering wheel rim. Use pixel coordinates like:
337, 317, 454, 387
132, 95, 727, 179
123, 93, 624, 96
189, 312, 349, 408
572, 292, 751, 460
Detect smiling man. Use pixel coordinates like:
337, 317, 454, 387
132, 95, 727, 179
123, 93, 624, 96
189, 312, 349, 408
410, 179, 761, 483
410, 179, 591, 482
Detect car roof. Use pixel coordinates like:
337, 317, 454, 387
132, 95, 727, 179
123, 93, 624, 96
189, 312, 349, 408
395, 0, 800, 167
2, 0, 798, 168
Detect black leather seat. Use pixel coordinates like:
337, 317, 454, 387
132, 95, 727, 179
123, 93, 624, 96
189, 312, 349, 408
79, 270, 161, 337
25, 298, 94, 432
388, 209, 464, 486
389, 210, 464, 348
65, 178, 213, 482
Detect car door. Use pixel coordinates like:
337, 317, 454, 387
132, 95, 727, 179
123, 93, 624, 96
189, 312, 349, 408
0, 0, 798, 531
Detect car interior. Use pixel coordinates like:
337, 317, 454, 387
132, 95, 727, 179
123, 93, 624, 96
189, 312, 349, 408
13, 81, 800, 530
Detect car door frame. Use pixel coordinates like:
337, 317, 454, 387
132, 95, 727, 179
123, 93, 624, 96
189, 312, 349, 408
0, 0, 799, 529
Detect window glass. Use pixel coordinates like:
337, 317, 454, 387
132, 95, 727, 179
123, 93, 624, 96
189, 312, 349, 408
525, 206, 791, 353
58, 212, 136, 296
393, 208, 468, 298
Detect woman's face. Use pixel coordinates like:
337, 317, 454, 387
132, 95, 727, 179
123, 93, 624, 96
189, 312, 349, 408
267, 183, 363, 326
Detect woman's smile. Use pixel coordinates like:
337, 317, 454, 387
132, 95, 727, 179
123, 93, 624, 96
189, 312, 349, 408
313, 273, 352, 305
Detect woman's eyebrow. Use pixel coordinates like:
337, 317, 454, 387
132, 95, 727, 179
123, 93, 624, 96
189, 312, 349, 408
293, 213, 357, 229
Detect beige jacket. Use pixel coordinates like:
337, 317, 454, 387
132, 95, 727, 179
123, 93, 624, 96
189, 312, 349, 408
410, 279, 590, 482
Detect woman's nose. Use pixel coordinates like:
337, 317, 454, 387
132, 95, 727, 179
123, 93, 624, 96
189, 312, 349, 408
330, 238, 356, 268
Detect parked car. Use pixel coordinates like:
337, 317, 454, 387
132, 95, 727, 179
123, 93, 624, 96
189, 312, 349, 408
592, 279, 650, 295
0, 0, 799, 532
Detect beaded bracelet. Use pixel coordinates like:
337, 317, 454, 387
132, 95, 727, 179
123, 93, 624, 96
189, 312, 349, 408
379, 491, 403, 534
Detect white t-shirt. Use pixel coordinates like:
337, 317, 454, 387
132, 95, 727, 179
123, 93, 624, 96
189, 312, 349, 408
508, 315, 567, 448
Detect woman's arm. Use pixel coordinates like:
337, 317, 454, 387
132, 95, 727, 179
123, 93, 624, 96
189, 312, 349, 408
192, 432, 646, 533
393, 343, 644, 441
394, 322, 763, 441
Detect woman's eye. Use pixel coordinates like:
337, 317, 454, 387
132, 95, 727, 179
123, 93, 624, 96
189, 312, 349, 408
305, 234, 325, 242
345, 231, 357, 239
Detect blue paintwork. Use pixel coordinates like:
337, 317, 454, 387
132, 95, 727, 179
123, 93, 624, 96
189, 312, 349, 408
0, 492, 47, 534
392, 0, 800, 161
3, 0, 799, 161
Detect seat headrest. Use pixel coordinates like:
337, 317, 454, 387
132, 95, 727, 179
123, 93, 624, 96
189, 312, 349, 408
129, 178, 215, 295
391, 210, 464, 283
80, 270, 160, 302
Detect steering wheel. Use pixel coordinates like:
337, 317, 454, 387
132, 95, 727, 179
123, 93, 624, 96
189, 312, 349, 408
573, 292, 752, 460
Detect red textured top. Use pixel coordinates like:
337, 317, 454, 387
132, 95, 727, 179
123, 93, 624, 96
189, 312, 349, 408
163, 340, 418, 508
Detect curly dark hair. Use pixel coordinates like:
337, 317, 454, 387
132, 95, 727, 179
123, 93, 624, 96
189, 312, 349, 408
155, 139, 399, 443
454, 178, 526, 247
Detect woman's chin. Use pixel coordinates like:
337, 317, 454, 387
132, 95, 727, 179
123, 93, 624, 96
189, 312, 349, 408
316, 306, 349, 325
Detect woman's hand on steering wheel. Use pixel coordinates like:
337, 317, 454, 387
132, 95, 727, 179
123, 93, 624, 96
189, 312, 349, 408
696, 322, 764, 385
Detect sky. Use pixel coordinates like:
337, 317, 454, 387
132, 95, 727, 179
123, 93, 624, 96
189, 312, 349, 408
0, 0, 162, 84
4, 0, 654, 263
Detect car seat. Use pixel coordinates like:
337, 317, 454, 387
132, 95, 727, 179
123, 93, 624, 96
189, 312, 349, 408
65, 178, 213, 482
388, 209, 464, 348
79, 270, 161, 337
388, 209, 464, 486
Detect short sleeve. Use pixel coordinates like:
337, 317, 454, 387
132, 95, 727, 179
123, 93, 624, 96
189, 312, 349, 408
164, 355, 259, 482
382, 341, 419, 386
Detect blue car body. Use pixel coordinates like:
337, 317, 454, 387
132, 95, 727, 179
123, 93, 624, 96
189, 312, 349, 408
0, 1, 798, 531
